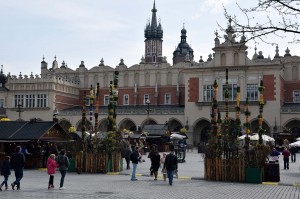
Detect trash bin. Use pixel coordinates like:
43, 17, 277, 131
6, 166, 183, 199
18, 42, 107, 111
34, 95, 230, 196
264, 163, 280, 182
68, 158, 75, 172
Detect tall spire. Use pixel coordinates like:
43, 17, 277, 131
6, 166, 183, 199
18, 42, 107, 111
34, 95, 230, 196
151, 0, 157, 30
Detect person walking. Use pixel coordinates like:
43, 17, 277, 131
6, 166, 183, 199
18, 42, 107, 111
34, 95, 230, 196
0, 156, 11, 190
11, 146, 25, 190
151, 150, 161, 180
124, 147, 132, 170
282, 147, 291, 170
148, 145, 157, 176
130, 146, 141, 181
290, 145, 297, 163
56, 149, 69, 190
46, 154, 57, 189
163, 149, 178, 186
160, 153, 167, 181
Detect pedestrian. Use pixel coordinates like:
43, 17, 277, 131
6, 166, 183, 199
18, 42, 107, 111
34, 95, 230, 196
151, 150, 160, 180
0, 156, 11, 191
11, 146, 25, 190
42, 143, 50, 168
290, 145, 297, 163
46, 154, 57, 189
130, 146, 141, 181
163, 149, 178, 186
282, 147, 291, 170
160, 153, 167, 181
124, 147, 132, 170
148, 145, 157, 176
56, 149, 69, 190
269, 148, 280, 162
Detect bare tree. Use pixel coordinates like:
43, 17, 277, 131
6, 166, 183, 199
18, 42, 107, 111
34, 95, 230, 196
223, 0, 300, 45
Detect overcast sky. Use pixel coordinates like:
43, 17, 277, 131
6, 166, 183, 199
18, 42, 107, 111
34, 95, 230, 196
0, 0, 299, 76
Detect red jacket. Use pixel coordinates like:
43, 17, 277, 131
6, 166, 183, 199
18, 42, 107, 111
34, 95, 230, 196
282, 150, 290, 158
46, 157, 57, 175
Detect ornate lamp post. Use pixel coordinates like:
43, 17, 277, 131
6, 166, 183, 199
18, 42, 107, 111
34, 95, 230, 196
16, 103, 23, 120
145, 99, 152, 125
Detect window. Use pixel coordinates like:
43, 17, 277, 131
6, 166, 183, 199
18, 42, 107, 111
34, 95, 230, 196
26, 94, 35, 108
294, 91, 300, 102
37, 94, 47, 108
203, 85, 214, 102
124, 94, 129, 105
0, 99, 4, 108
144, 94, 149, 105
247, 84, 259, 101
165, 94, 171, 104
104, 95, 109, 105
14, 94, 24, 107
222, 83, 237, 101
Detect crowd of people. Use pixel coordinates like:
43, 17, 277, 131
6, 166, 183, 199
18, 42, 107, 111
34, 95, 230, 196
269, 145, 297, 170
0, 145, 70, 191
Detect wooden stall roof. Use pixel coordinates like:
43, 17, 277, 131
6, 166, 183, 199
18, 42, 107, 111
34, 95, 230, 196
142, 124, 170, 137
0, 120, 71, 142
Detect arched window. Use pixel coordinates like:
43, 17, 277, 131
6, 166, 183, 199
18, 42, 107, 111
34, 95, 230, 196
156, 72, 161, 85
124, 73, 129, 87
292, 66, 298, 80
221, 53, 226, 66
145, 72, 150, 86
234, 53, 239, 66
167, 72, 172, 85
153, 56, 156, 63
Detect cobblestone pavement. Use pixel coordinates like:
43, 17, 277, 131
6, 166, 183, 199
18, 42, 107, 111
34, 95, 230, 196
0, 150, 299, 199
0, 170, 299, 199
121, 150, 300, 186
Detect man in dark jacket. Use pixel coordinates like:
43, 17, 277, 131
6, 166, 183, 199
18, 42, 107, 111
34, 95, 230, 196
130, 147, 141, 181
290, 146, 297, 163
11, 146, 25, 190
164, 150, 178, 186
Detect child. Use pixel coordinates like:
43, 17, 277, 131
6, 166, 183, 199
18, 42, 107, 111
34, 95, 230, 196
0, 156, 11, 191
46, 154, 57, 189
160, 153, 167, 181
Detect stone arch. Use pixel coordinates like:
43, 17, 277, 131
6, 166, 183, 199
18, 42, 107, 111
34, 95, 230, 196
98, 118, 108, 132
250, 119, 271, 135
167, 118, 183, 132
141, 118, 158, 128
76, 119, 92, 132
118, 118, 137, 132
283, 118, 300, 137
193, 118, 211, 146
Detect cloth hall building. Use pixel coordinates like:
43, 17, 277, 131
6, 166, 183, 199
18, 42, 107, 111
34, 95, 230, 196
0, 2, 299, 147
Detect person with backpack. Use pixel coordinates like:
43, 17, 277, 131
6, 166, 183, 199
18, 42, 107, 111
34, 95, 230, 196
56, 149, 69, 190
163, 149, 178, 186
130, 146, 141, 181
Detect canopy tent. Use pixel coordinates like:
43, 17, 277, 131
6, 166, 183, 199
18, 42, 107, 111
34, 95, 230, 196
238, 133, 275, 142
289, 140, 300, 147
296, 137, 300, 141
170, 133, 186, 140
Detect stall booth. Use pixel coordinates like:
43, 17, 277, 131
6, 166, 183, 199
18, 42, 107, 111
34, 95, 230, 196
0, 119, 72, 169
142, 124, 170, 152
171, 133, 187, 163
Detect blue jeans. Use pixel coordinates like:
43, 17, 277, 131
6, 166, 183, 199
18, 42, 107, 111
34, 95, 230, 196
13, 168, 23, 189
59, 170, 67, 188
167, 170, 174, 185
131, 163, 137, 180
1, 175, 9, 187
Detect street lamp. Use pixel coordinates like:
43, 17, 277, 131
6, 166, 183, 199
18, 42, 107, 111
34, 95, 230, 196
145, 99, 152, 125
16, 103, 24, 120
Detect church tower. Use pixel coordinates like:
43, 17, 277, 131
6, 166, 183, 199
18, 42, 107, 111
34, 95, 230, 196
144, 1, 163, 64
